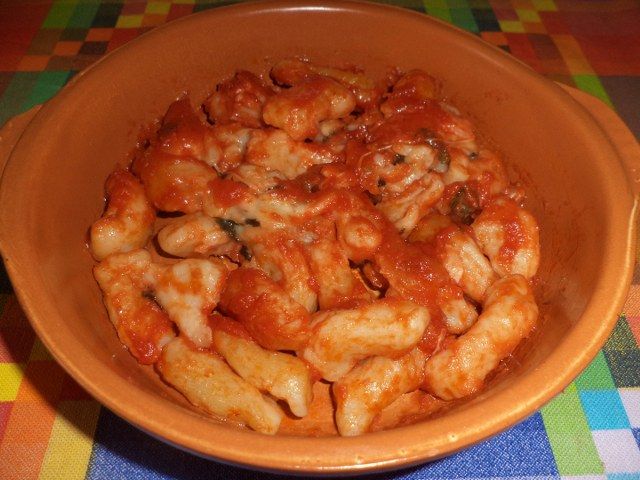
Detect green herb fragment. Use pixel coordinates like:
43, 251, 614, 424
450, 188, 475, 225
216, 218, 240, 241
392, 154, 405, 165
141, 290, 155, 301
240, 245, 252, 261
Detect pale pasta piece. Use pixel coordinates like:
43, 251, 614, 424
203, 122, 254, 173
472, 197, 540, 279
437, 228, 496, 303
240, 227, 317, 312
423, 274, 538, 400
370, 390, 447, 432
90, 170, 155, 261
148, 258, 228, 348
156, 212, 236, 257
438, 293, 478, 334
443, 148, 509, 198
211, 320, 313, 417
93, 250, 174, 364
302, 298, 429, 381
335, 214, 383, 263
226, 164, 285, 194
333, 348, 426, 436
377, 173, 444, 234
158, 337, 283, 435
245, 128, 340, 179
411, 213, 496, 302
305, 238, 373, 309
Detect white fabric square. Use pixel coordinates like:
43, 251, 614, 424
591, 429, 640, 473
619, 388, 640, 428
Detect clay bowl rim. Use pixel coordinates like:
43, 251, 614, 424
0, 0, 638, 475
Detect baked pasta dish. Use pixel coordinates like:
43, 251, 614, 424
89, 59, 540, 436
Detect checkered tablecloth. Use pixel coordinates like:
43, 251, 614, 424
1, 1, 639, 479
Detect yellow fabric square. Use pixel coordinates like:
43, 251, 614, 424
517, 9, 541, 23
38, 401, 101, 480
0, 363, 25, 401
499, 20, 525, 33
116, 14, 143, 28
532, 0, 557, 11
146, 2, 171, 15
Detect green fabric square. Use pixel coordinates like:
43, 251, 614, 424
68, 3, 100, 28
22, 71, 71, 111
541, 384, 604, 474
573, 75, 613, 108
450, 7, 479, 32
43, 1, 78, 29
0, 73, 40, 126
575, 351, 616, 390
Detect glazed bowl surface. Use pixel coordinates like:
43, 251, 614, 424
0, 0, 637, 474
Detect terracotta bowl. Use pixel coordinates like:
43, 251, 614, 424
0, 0, 638, 474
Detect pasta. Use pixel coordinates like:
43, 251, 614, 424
90, 58, 540, 436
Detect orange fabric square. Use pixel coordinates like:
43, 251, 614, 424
481, 31, 508, 46
17, 55, 49, 71
523, 21, 547, 34
53, 41, 82, 56
141, 13, 167, 27
86, 28, 113, 42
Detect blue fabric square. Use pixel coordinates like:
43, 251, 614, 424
579, 390, 630, 430
607, 474, 640, 480
386, 413, 558, 479
633, 427, 640, 450
87, 410, 559, 480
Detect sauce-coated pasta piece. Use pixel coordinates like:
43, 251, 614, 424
245, 128, 341, 179
93, 250, 174, 364
156, 212, 237, 258
148, 258, 228, 348
333, 348, 426, 436
90, 170, 155, 261
411, 214, 496, 302
205, 70, 274, 128
472, 197, 540, 279
380, 70, 439, 117
211, 316, 313, 418
271, 58, 382, 109
423, 274, 538, 400
218, 267, 310, 351
158, 337, 283, 434
133, 149, 217, 214
240, 228, 318, 312
302, 298, 429, 381
377, 173, 444, 234
305, 238, 373, 309
262, 77, 356, 141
